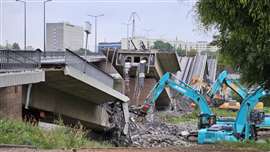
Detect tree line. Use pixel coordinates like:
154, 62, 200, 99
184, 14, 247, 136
196, 0, 270, 87
0, 42, 21, 50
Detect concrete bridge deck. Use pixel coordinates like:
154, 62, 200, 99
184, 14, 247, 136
40, 50, 128, 104
0, 49, 129, 131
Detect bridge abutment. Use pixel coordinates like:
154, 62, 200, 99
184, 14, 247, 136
0, 86, 22, 120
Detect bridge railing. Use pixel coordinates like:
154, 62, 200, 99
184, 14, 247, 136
65, 49, 113, 87
41, 51, 105, 61
0, 49, 41, 72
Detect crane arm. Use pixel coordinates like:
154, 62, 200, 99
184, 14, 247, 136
208, 70, 248, 99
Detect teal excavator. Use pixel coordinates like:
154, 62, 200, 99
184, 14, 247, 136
139, 71, 270, 144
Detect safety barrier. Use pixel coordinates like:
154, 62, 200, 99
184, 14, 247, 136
65, 49, 113, 87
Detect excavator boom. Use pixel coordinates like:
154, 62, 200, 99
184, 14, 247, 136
141, 72, 215, 128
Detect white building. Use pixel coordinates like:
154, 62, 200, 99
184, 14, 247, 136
46, 22, 84, 51
121, 37, 218, 52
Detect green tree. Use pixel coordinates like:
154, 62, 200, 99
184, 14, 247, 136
152, 40, 174, 51
196, 0, 270, 87
176, 47, 185, 56
11, 43, 20, 50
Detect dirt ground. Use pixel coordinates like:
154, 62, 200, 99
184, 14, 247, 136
0, 146, 262, 152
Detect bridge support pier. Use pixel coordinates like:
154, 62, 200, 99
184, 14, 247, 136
0, 86, 22, 120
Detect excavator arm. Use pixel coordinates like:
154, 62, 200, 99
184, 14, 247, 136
234, 86, 270, 139
208, 71, 248, 100
141, 72, 215, 128
198, 86, 270, 144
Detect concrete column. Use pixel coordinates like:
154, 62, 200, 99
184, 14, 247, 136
0, 86, 22, 120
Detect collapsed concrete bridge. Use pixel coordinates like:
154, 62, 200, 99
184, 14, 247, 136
0, 49, 129, 131
103, 49, 181, 109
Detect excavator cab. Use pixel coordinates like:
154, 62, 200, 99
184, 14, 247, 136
198, 114, 216, 129
250, 111, 265, 125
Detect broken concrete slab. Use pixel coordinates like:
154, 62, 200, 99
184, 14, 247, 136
103, 49, 181, 108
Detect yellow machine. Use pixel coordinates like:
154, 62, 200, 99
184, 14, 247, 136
219, 101, 264, 111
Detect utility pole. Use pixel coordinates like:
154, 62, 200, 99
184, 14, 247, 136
122, 22, 131, 50
16, 0, 26, 50
129, 12, 140, 39
185, 43, 187, 56
43, 0, 52, 53
88, 14, 104, 53
84, 21, 91, 57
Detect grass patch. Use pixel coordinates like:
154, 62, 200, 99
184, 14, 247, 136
219, 139, 270, 151
160, 108, 238, 124
212, 108, 237, 117
263, 107, 270, 113
160, 112, 197, 124
0, 119, 112, 149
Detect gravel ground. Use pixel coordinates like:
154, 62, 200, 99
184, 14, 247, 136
128, 109, 197, 148
0, 146, 262, 152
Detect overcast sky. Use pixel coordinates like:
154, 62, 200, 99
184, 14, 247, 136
0, 0, 215, 50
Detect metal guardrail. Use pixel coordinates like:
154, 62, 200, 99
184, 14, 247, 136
0, 49, 41, 72
42, 51, 104, 58
65, 49, 114, 87
41, 51, 106, 63
42, 51, 65, 59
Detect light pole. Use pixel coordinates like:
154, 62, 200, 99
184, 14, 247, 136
122, 22, 131, 50
43, 0, 52, 53
16, 0, 26, 50
88, 14, 104, 53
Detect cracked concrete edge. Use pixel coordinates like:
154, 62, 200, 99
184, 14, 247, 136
122, 102, 130, 135
65, 66, 131, 133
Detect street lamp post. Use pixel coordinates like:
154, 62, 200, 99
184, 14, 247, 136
16, 0, 26, 50
43, 0, 52, 53
88, 14, 104, 53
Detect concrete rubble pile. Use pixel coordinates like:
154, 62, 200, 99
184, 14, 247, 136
128, 107, 196, 148
104, 102, 131, 146
103, 102, 197, 148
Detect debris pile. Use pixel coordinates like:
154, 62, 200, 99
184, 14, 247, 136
102, 103, 197, 148
128, 109, 197, 148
